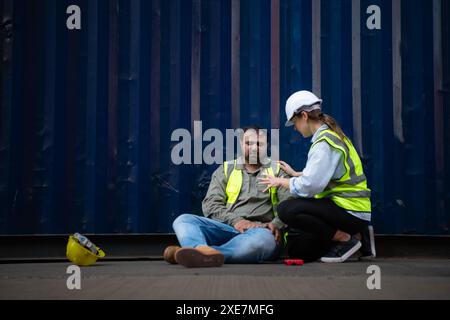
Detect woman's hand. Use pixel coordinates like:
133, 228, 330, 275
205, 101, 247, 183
278, 160, 302, 177
258, 176, 290, 192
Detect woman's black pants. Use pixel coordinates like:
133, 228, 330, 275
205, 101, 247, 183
277, 197, 369, 262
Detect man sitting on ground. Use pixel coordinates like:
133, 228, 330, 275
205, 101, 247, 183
164, 125, 292, 268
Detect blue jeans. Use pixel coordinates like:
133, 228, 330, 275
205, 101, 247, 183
172, 214, 279, 263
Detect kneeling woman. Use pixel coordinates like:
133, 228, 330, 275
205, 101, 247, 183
259, 91, 372, 263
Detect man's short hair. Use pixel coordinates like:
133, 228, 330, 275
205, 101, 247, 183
242, 125, 267, 135
240, 125, 269, 145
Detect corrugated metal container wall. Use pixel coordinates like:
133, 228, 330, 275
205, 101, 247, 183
0, 0, 449, 235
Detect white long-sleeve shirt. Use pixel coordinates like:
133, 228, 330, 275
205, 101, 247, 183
289, 125, 371, 221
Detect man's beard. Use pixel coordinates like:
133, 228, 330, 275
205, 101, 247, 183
245, 152, 265, 165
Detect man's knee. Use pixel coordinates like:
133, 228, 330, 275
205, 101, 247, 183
226, 228, 277, 263
246, 228, 277, 254
173, 213, 197, 230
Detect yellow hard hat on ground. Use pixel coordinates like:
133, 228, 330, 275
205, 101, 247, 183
66, 234, 105, 266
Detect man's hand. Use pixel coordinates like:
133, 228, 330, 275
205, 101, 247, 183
264, 222, 281, 245
258, 176, 290, 192
233, 219, 264, 233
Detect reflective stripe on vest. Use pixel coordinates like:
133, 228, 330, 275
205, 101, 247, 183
311, 130, 372, 213
223, 160, 280, 212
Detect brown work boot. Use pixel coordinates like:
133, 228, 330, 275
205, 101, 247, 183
163, 245, 181, 264
175, 246, 224, 268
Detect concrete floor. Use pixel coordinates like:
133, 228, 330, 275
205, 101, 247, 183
1, 258, 450, 300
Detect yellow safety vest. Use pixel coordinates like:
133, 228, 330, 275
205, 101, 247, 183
223, 160, 280, 214
224, 160, 289, 246
312, 129, 372, 213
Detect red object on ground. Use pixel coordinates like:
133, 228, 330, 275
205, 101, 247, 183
284, 259, 304, 266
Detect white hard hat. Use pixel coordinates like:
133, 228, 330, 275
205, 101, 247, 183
285, 91, 322, 127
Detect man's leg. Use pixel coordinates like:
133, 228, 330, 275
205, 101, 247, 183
172, 213, 238, 248
212, 227, 278, 263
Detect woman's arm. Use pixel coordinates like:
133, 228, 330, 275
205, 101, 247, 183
289, 142, 342, 197
259, 142, 343, 197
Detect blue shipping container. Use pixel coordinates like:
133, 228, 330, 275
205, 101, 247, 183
0, 0, 449, 235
